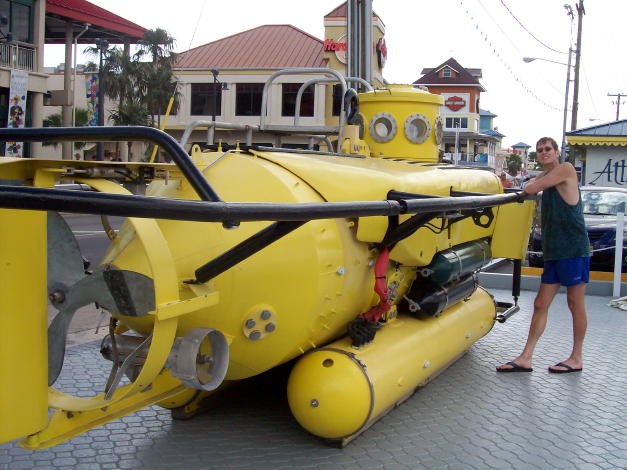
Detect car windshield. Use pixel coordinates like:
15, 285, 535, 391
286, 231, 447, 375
582, 190, 627, 215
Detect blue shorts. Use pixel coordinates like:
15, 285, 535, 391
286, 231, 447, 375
541, 257, 590, 286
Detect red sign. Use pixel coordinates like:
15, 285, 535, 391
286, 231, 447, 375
376, 38, 387, 68
324, 36, 347, 64
445, 96, 466, 111
323, 39, 347, 52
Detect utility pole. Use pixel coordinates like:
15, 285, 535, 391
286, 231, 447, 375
570, 0, 585, 130
608, 93, 626, 121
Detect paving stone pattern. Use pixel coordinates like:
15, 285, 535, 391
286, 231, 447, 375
2, 289, 625, 469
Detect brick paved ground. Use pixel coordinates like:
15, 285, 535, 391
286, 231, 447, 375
2, 288, 626, 469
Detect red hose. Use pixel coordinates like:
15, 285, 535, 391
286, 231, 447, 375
360, 247, 391, 322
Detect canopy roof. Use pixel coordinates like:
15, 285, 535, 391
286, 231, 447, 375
567, 120, 627, 147
45, 0, 147, 44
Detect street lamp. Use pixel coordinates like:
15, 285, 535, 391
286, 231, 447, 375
94, 38, 109, 161
523, 51, 573, 163
209, 69, 229, 123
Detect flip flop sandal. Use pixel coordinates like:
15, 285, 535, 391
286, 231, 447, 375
496, 361, 533, 372
548, 362, 583, 373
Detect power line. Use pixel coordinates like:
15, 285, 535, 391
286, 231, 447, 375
608, 93, 626, 121
475, 0, 521, 54
475, 0, 564, 98
500, 0, 567, 54
580, 59, 599, 118
459, 0, 562, 112
188, 0, 208, 50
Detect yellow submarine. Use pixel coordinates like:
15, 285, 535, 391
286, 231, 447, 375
0, 74, 535, 449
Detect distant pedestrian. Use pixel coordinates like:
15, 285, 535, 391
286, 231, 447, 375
497, 137, 589, 374
499, 172, 512, 188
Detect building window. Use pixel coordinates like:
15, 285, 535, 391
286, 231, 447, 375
281, 83, 314, 117
190, 83, 222, 116
0, 0, 34, 43
445, 117, 468, 129
442, 68, 452, 78
236, 83, 264, 116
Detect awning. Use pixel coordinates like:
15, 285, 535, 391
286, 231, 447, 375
567, 136, 627, 147
46, 0, 147, 44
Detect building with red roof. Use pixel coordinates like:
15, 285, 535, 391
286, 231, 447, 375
167, 3, 387, 149
414, 57, 503, 167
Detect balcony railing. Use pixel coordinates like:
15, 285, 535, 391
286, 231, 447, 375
0, 42, 36, 72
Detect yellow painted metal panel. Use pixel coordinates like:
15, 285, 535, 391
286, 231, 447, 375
491, 199, 536, 259
0, 210, 48, 442
359, 85, 444, 162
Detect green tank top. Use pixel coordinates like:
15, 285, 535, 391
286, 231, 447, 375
541, 186, 590, 260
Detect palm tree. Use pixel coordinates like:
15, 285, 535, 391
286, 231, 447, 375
109, 100, 151, 160
83, 29, 179, 158
135, 28, 179, 127
43, 107, 91, 150
136, 28, 175, 64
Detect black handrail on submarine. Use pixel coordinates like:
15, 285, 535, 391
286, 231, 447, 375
0, 126, 531, 284
0, 126, 222, 203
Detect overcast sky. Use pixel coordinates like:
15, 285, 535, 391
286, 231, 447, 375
45, 0, 627, 149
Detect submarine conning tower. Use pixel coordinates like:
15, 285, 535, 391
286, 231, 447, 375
356, 84, 444, 162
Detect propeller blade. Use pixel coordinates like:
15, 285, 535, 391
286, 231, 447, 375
47, 211, 85, 292
47, 308, 77, 386
47, 269, 155, 385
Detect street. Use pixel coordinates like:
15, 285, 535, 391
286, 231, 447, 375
62, 213, 125, 267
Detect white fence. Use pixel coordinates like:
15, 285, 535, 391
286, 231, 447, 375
0, 42, 36, 71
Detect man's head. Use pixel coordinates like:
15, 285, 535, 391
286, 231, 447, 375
535, 137, 559, 166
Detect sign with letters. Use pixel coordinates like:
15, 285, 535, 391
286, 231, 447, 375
584, 147, 627, 187
441, 93, 469, 113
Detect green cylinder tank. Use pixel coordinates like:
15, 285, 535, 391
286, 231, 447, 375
421, 240, 491, 285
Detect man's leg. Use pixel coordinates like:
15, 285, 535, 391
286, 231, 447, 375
548, 282, 587, 372
497, 282, 560, 370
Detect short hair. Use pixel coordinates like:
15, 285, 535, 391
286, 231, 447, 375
535, 137, 559, 151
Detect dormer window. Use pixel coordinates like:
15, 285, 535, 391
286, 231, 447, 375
442, 68, 452, 78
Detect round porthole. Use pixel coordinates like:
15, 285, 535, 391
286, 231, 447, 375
369, 112, 397, 143
354, 113, 365, 139
404, 113, 431, 144
434, 116, 444, 145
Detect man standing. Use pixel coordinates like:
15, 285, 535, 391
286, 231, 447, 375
497, 137, 590, 373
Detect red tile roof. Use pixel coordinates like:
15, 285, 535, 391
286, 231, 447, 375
176, 25, 327, 69
46, 0, 147, 40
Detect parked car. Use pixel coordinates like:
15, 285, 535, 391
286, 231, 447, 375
528, 186, 627, 272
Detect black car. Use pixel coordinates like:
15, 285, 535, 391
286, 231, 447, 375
528, 186, 627, 272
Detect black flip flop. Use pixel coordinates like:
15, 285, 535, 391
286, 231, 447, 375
548, 362, 583, 373
496, 361, 533, 373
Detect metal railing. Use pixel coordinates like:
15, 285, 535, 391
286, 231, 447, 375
0, 42, 36, 71
178, 120, 334, 151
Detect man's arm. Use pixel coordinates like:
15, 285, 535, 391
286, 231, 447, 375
523, 163, 576, 195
